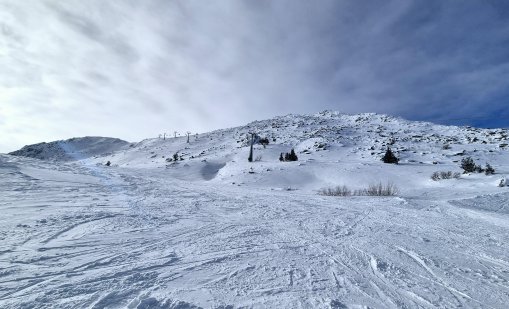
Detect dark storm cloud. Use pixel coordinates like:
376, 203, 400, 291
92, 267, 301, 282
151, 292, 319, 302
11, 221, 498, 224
1, 0, 508, 152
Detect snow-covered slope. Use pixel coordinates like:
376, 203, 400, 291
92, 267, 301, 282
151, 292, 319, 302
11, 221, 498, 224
70, 111, 509, 192
8, 136, 130, 161
2, 112, 509, 308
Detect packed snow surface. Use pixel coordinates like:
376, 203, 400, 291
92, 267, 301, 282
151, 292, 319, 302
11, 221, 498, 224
2, 112, 509, 308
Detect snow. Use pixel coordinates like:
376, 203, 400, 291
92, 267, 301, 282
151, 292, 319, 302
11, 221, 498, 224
1, 112, 509, 308
8, 136, 130, 161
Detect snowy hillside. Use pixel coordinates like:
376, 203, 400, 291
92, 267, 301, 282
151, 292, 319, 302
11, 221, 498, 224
8, 136, 130, 161
78, 111, 509, 192
2, 112, 509, 308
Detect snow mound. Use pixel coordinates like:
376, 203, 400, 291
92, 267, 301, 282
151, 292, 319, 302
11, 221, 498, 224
450, 192, 509, 214
8, 136, 130, 161
165, 160, 227, 182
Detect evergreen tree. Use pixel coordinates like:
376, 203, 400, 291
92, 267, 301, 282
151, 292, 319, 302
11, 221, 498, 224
460, 157, 476, 173
280, 149, 299, 162
475, 165, 484, 173
382, 148, 399, 164
289, 149, 298, 161
485, 163, 495, 175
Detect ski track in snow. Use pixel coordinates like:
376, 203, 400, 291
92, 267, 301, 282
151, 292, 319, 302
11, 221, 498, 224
1, 156, 509, 308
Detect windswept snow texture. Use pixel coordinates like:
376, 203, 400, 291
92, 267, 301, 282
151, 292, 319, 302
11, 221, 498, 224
8, 136, 130, 161
2, 112, 509, 308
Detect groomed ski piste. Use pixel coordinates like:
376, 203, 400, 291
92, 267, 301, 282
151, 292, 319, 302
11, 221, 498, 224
1, 111, 509, 308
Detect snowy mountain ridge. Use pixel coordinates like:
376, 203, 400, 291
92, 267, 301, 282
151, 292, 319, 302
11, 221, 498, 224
10, 111, 509, 160
8, 136, 130, 161
8, 111, 509, 191
9, 111, 509, 164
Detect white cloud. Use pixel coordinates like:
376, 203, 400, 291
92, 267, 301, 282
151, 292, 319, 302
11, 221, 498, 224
1, 0, 508, 152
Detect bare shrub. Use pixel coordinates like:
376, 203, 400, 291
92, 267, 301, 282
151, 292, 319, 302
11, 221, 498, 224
364, 182, 398, 196
320, 182, 398, 197
440, 171, 453, 179
431, 171, 461, 181
319, 185, 352, 196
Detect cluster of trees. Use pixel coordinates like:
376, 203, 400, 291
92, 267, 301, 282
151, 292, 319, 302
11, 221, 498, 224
431, 157, 496, 181
243, 137, 501, 183
279, 149, 298, 162
460, 157, 495, 175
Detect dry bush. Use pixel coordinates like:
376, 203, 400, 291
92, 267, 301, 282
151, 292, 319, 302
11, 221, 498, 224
441, 171, 453, 179
485, 164, 495, 175
319, 185, 352, 196
431, 171, 461, 181
320, 182, 398, 197
364, 182, 399, 196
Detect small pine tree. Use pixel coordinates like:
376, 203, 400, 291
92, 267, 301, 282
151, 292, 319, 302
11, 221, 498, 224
485, 163, 495, 175
475, 165, 484, 173
460, 157, 476, 173
289, 149, 298, 161
382, 148, 399, 164
280, 149, 298, 162
173, 152, 179, 161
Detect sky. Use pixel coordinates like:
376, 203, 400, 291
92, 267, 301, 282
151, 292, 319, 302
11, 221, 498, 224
1, 0, 509, 152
